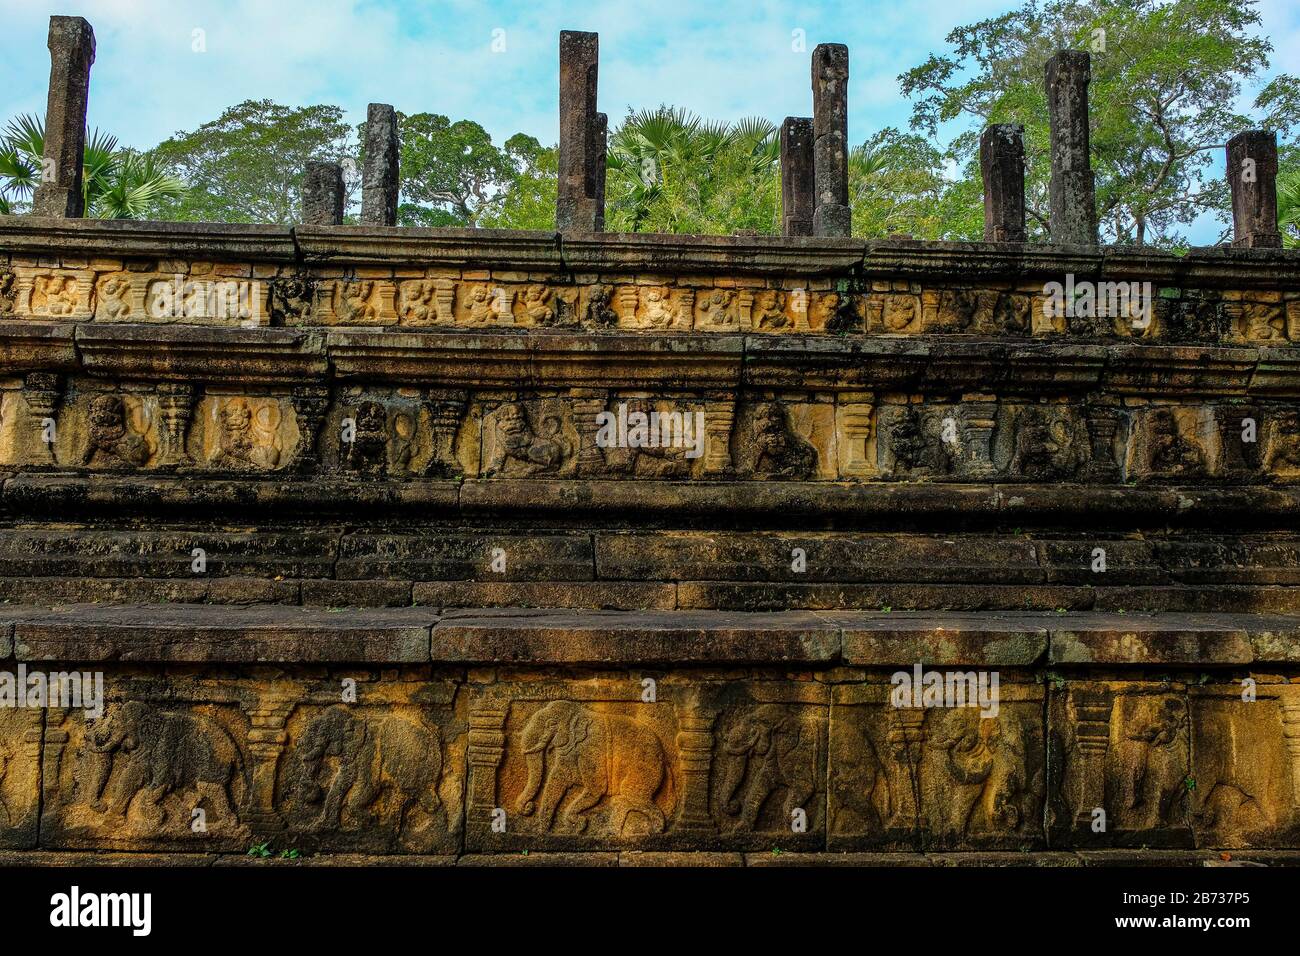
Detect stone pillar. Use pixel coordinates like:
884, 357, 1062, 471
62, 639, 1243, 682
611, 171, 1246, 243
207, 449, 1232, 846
1045, 50, 1097, 246
244, 696, 296, 831
1227, 130, 1282, 249
592, 112, 608, 232
467, 704, 509, 831
781, 117, 815, 237
360, 103, 399, 227
301, 161, 344, 225
703, 395, 736, 475
557, 30, 601, 234
31, 16, 96, 219
675, 701, 718, 833
1085, 402, 1123, 482
811, 44, 850, 237
980, 124, 1026, 242
570, 389, 609, 476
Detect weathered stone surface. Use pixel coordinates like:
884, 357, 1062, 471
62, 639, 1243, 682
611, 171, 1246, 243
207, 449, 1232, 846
780, 117, 814, 238
810, 44, 849, 237
1047, 614, 1253, 665
360, 103, 399, 228
1045, 50, 1097, 246
1227, 130, 1282, 248
301, 161, 344, 226
30, 17, 95, 218
433, 609, 839, 664
980, 124, 1026, 243
832, 612, 1048, 665
557, 30, 601, 234
9, 604, 436, 662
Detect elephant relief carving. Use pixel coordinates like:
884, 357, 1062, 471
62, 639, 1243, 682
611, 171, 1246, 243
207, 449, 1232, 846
930, 710, 1029, 836
74, 701, 246, 831
1109, 696, 1188, 831
515, 700, 675, 836
296, 706, 443, 835
716, 704, 818, 832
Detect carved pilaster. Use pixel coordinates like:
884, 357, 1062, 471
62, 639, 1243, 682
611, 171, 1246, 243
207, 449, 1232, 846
703, 394, 735, 476
23, 372, 62, 464
434, 278, 456, 324
423, 389, 467, 478
962, 398, 998, 478
244, 696, 296, 831
570, 388, 609, 477
886, 707, 926, 829
288, 385, 330, 473
468, 705, 509, 828
675, 702, 717, 833
1070, 687, 1113, 828
839, 395, 876, 477
156, 383, 195, 466
1279, 694, 1300, 811
1085, 403, 1123, 482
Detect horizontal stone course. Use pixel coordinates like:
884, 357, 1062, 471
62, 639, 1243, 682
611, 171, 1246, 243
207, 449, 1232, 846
0, 603, 1292, 665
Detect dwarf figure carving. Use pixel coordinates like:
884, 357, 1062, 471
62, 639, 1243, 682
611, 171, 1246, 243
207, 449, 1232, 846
485, 403, 571, 477
212, 398, 280, 471
1147, 409, 1203, 476
642, 289, 675, 329
399, 281, 437, 323
337, 281, 376, 323
753, 289, 789, 330
751, 402, 817, 479
696, 289, 734, 329
1011, 407, 1081, 480
886, 406, 950, 476
99, 276, 133, 320
346, 400, 390, 476
81, 394, 151, 468
36, 275, 78, 315
586, 284, 617, 327
522, 286, 555, 325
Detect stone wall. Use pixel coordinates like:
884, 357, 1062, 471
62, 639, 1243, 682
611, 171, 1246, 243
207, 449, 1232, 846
1, 218, 1299, 861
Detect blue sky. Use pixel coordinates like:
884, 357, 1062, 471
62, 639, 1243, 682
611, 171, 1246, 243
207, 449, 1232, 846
3, 0, 1299, 241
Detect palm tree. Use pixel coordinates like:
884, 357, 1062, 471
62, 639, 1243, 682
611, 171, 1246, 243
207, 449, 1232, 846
0, 113, 183, 218
1279, 168, 1300, 249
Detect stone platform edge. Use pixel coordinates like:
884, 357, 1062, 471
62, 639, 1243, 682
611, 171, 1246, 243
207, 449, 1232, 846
2, 604, 1298, 666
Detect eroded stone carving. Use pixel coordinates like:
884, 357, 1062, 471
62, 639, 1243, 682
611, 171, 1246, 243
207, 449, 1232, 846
750, 401, 818, 479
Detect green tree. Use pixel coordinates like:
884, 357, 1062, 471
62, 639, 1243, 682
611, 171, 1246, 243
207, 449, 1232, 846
394, 113, 514, 227
0, 114, 183, 218
480, 134, 557, 230
900, 0, 1300, 245
149, 99, 355, 224
850, 128, 973, 239
1279, 167, 1300, 248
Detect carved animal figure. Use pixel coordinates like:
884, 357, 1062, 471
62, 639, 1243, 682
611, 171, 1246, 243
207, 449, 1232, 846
931, 710, 1028, 836
1110, 695, 1187, 831
485, 403, 569, 477
77, 701, 245, 829
751, 402, 818, 479
297, 706, 442, 834
81, 394, 151, 467
515, 700, 673, 835
1266, 411, 1300, 474
886, 406, 949, 476
717, 704, 817, 831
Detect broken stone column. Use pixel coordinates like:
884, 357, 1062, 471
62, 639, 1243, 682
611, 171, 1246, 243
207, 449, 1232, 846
301, 161, 344, 225
980, 124, 1026, 242
592, 112, 608, 232
781, 117, 814, 237
1227, 130, 1282, 248
811, 44, 850, 237
360, 103, 399, 227
1045, 50, 1097, 246
31, 16, 96, 219
557, 30, 601, 234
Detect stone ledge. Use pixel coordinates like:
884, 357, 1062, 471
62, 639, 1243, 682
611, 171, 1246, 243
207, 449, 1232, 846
433, 608, 841, 664
1, 604, 1294, 665
7, 603, 438, 662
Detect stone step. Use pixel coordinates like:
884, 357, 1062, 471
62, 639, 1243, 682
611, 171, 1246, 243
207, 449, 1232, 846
3, 603, 1296, 665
